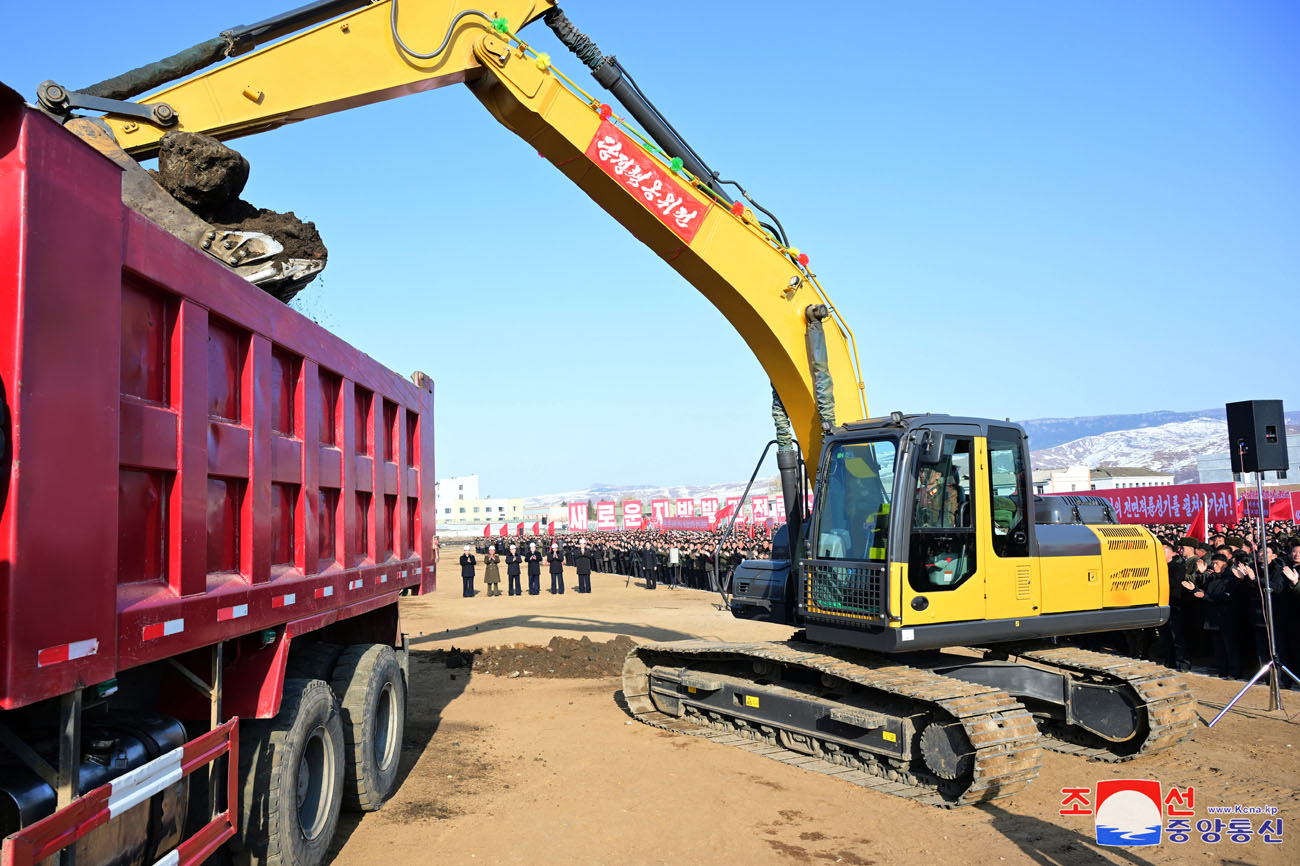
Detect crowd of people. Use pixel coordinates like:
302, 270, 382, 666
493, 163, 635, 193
441, 517, 1300, 687
1137, 519, 1300, 684
448, 528, 775, 596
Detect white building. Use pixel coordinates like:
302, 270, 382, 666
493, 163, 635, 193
435, 474, 524, 526
1090, 467, 1175, 490
1032, 465, 1091, 494
434, 474, 479, 512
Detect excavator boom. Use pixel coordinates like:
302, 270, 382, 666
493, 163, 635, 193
50, 0, 866, 477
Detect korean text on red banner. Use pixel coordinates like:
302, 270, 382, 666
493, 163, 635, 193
1053, 482, 1236, 524
585, 121, 710, 244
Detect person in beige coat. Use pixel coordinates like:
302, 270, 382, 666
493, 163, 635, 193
483, 546, 502, 597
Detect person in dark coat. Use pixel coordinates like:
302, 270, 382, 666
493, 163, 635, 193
1249, 546, 1288, 669
1201, 554, 1240, 678
547, 543, 565, 594
1282, 541, 1300, 684
526, 542, 543, 595
483, 545, 501, 597
459, 545, 476, 597
641, 542, 658, 589
505, 544, 523, 596
1157, 539, 1198, 670
574, 539, 597, 594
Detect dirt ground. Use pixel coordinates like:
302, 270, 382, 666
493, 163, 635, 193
329, 566, 1300, 866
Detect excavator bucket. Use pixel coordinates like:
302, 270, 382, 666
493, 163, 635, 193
64, 119, 325, 302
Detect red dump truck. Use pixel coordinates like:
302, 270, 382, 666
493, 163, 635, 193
0, 84, 436, 866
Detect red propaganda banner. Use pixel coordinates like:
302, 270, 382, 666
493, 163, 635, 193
725, 497, 742, 522
586, 121, 710, 244
623, 500, 644, 530
651, 499, 670, 525
568, 502, 589, 531
596, 501, 616, 531
1053, 482, 1236, 525
661, 516, 711, 530
1239, 490, 1296, 521
675, 498, 695, 517
752, 496, 770, 523
773, 497, 787, 524
1294, 492, 1300, 521
700, 497, 719, 523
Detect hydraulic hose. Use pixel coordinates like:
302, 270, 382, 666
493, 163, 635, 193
80, 0, 372, 100
804, 305, 837, 434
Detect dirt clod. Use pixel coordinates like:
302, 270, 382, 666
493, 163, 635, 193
157, 132, 249, 214
473, 635, 637, 679
427, 646, 480, 669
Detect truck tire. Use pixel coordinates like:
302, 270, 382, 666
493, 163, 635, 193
285, 641, 343, 682
330, 644, 405, 811
233, 678, 344, 866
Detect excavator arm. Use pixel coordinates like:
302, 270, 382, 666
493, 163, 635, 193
48, 0, 866, 480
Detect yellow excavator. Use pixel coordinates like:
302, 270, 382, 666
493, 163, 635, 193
39, 0, 1194, 807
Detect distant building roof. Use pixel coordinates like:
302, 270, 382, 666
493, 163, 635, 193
1091, 466, 1173, 478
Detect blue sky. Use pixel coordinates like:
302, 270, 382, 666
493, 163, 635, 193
4, 1, 1296, 497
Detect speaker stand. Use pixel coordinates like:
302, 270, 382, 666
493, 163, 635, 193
1208, 472, 1298, 726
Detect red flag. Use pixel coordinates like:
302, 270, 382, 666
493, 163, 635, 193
516, 522, 524, 536
1186, 496, 1208, 543
499, 522, 509, 537
483, 524, 491, 538
532, 521, 540, 535
547, 521, 556, 536
713, 502, 735, 528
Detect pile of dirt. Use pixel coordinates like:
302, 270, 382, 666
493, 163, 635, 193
470, 635, 638, 679
425, 646, 480, 669
153, 131, 326, 298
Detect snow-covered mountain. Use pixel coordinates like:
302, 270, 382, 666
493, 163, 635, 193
520, 410, 1296, 503
1021, 408, 1300, 451
1030, 417, 1227, 481
522, 478, 780, 508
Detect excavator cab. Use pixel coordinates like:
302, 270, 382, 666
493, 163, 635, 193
733, 414, 1170, 652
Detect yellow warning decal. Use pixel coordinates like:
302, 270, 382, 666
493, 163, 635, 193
882, 731, 897, 742
745, 695, 760, 708
687, 686, 697, 693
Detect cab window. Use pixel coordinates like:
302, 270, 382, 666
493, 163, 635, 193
987, 427, 1029, 558
908, 435, 977, 592
815, 439, 896, 561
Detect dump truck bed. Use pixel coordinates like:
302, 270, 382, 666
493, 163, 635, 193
0, 83, 435, 710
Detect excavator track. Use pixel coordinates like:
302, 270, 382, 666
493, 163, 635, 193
622, 640, 1042, 807
1015, 646, 1197, 761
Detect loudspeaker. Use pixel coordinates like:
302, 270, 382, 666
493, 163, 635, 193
1226, 399, 1289, 474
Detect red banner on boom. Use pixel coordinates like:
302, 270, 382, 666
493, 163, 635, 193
585, 121, 710, 244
